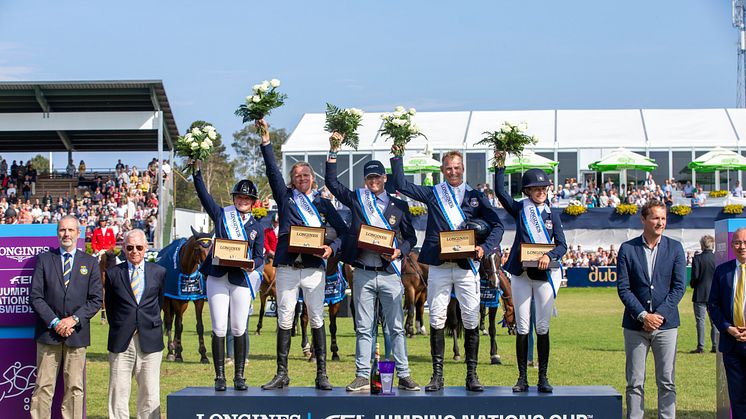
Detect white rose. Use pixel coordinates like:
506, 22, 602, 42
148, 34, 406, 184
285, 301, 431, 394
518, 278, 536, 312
207, 130, 217, 140
260, 81, 270, 92
411, 123, 420, 132
246, 95, 254, 103
380, 113, 390, 120
204, 138, 213, 147
190, 141, 199, 150
204, 125, 215, 132
393, 119, 406, 126
252, 95, 261, 103
252, 84, 261, 93
270, 79, 280, 88
394, 106, 405, 112
184, 133, 193, 141
191, 127, 201, 136
408, 108, 416, 115
501, 126, 511, 133
393, 111, 403, 118
201, 141, 210, 149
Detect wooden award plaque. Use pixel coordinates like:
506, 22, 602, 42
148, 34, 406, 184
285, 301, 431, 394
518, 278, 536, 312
520, 243, 560, 269
439, 229, 476, 260
288, 225, 327, 255
212, 238, 254, 270
357, 224, 396, 255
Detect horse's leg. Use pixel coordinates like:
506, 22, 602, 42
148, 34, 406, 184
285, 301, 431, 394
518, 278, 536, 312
255, 293, 266, 336
452, 332, 461, 361
301, 303, 312, 360
175, 301, 187, 362
480, 305, 487, 335
329, 303, 340, 361
417, 292, 427, 336
489, 307, 501, 365
292, 301, 301, 338
404, 285, 415, 338
195, 299, 209, 364
164, 298, 176, 362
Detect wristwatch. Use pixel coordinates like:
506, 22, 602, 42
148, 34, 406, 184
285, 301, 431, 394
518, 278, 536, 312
72, 315, 80, 325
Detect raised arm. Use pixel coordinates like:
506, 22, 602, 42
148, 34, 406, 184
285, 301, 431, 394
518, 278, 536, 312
325, 161, 356, 208
494, 167, 519, 218
390, 156, 432, 203
259, 120, 289, 204
193, 166, 223, 222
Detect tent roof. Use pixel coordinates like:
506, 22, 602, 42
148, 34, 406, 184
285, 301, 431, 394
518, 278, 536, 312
283, 108, 746, 153
0, 80, 178, 152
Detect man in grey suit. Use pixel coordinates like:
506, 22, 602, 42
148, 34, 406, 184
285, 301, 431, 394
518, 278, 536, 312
29, 215, 103, 419
690, 235, 716, 353
616, 200, 687, 419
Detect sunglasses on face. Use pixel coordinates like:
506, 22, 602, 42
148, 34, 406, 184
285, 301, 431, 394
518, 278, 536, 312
126, 245, 145, 252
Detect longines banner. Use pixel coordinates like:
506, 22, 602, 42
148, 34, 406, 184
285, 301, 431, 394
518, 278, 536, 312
0, 224, 83, 418
168, 387, 622, 419
565, 267, 618, 287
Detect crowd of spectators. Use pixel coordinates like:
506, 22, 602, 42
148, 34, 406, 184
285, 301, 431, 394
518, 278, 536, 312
0, 157, 166, 243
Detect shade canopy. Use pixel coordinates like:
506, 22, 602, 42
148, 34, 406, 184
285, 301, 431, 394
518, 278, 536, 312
588, 148, 658, 172
687, 147, 746, 172
403, 154, 441, 174
488, 150, 558, 174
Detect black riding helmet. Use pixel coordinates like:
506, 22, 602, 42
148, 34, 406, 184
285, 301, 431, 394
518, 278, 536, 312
521, 168, 552, 191
231, 179, 258, 200
465, 218, 491, 244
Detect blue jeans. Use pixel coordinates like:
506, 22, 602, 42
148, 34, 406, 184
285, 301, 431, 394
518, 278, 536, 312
353, 269, 411, 378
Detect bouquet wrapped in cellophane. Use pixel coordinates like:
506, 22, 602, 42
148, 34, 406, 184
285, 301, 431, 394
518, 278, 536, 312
379, 106, 425, 157
325, 103, 364, 150
476, 121, 537, 167
235, 79, 287, 135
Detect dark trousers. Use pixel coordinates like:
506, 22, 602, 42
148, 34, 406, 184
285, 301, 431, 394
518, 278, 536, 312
693, 302, 717, 350
723, 350, 746, 419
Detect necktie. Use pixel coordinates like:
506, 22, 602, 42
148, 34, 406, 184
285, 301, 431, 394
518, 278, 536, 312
63, 253, 72, 287
131, 267, 142, 303
735, 264, 746, 328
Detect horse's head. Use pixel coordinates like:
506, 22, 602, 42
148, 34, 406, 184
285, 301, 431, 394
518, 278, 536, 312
188, 226, 213, 265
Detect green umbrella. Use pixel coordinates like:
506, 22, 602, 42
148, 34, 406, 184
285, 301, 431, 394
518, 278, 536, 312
688, 148, 746, 172
488, 150, 558, 174
588, 148, 658, 172
403, 154, 441, 174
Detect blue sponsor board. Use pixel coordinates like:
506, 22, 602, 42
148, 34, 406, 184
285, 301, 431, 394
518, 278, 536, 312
168, 386, 621, 419
565, 267, 618, 287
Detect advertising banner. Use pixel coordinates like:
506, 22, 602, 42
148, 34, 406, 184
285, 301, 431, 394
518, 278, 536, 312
565, 266, 618, 287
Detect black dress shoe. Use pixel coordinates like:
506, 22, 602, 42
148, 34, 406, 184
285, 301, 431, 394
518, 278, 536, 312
689, 348, 704, 354
711, 347, 717, 353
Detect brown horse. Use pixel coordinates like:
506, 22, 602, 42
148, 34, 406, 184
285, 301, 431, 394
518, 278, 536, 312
255, 255, 276, 336
402, 250, 428, 337
161, 228, 212, 364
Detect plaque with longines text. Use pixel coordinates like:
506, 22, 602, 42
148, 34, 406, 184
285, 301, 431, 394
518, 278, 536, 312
357, 225, 396, 255
288, 225, 327, 255
439, 229, 476, 260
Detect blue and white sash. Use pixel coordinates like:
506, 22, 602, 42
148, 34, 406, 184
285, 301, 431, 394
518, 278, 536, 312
520, 200, 563, 299
356, 188, 402, 277
432, 182, 479, 275
222, 205, 259, 299
291, 189, 326, 268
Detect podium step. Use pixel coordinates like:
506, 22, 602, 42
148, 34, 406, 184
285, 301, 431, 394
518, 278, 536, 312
167, 386, 621, 419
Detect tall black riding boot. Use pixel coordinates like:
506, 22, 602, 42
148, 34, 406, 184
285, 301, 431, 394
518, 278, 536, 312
464, 327, 484, 392
261, 327, 292, 390
211, 332, 226, 391
512, 333, 529, 392
425, 327, 445, 392
233, 332, 248, 391
537, 333, 553, 393
312, 326, 333, 390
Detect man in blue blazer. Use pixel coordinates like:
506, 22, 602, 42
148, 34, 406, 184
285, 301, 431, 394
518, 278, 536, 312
391, 150, 503, 392
708, 227, 746, 419
105, 229, 166, 419
616, 200, 686, 419
326, 133, 419, 392
29, 215, 102, 419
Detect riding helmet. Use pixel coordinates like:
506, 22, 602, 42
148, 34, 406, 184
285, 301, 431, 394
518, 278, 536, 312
465, 218, 491, 244
521, 168, 552, 190
231, 179, 258, 199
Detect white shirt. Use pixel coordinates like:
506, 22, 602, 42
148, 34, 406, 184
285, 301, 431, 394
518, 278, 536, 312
450, 181, 467, 205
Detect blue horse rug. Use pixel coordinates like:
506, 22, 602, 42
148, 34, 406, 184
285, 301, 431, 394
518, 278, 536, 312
158, 238, 207, 301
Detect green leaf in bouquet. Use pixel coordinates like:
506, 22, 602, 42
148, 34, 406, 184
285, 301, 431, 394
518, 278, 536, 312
476, 122, 537, 165
324, 103, 363, 150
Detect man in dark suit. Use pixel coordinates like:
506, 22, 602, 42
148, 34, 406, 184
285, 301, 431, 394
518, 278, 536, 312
105, 229, 166, 419
690, 234, 716, 353
326, 133, 419, 392
617, 200, 686, 419
708, 227, 746, 419
391, 150, 504, 392
29, 215, 102, 419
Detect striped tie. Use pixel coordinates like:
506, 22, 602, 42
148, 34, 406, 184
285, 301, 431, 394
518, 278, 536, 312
131, 267, 142, 303
735, 264, 746, 328
63, 253, 72, 288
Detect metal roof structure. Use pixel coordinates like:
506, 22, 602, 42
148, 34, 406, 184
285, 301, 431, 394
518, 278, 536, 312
0, 80, 178, 152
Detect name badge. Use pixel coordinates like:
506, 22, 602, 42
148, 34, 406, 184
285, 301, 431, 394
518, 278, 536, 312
288, 225, 327, 256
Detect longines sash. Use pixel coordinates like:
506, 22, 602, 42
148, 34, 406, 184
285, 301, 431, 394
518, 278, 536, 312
356, 188, 401, 277
520, 200, 562, 298
433, 182, 478, 275
222, 205, 256, 299
291, 189, 326, 268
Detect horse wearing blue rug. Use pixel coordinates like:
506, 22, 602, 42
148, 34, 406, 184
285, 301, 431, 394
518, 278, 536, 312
158, 227, 213, 363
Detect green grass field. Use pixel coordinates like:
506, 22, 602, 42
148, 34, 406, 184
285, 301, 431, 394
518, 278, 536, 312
83, 288, 718, 418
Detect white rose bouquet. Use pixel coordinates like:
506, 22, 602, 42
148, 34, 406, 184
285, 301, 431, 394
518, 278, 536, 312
325, 103, 364, 150
175, 125, 217, 171
476, 121, 537, 167
235, 78, 287, 136
379, 106, 424, 157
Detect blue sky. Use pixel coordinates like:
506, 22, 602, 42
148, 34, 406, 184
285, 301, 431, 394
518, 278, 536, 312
0, 1, 738, 170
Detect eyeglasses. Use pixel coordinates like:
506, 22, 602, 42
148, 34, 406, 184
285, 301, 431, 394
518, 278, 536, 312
126, 245, 145, 252
733, 241, 746, 247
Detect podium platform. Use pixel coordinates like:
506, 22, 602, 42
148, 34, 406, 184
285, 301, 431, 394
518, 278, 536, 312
167, 386, 621, 418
